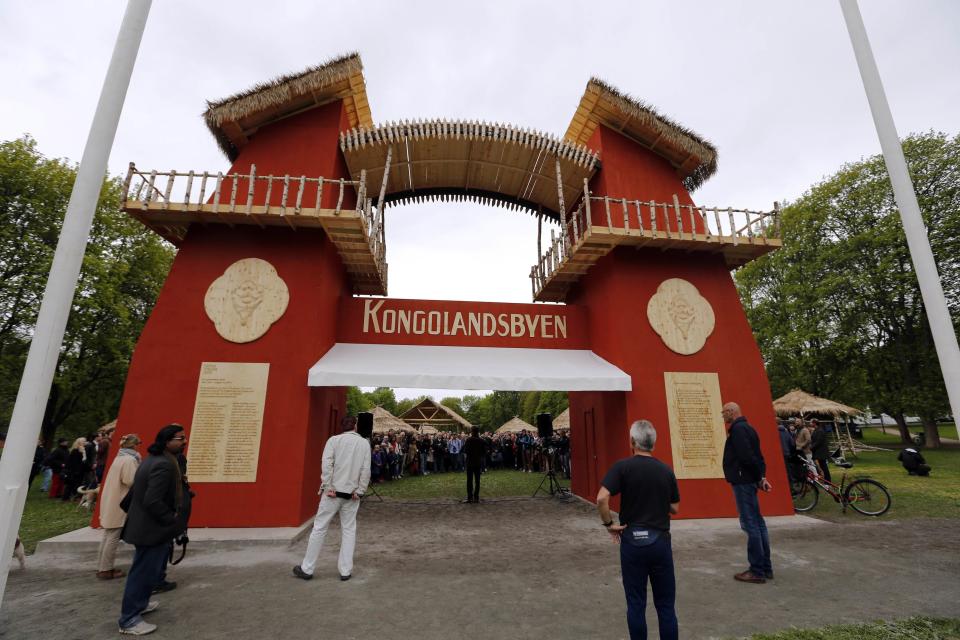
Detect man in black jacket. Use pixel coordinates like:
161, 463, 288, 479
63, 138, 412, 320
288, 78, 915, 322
722, 402, 773, 585
462, 426, 485, 503
117, 424, 188, 635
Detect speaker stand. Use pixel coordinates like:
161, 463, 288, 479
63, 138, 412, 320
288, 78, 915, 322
362, 484, 384, 502
532, 469, 569, 498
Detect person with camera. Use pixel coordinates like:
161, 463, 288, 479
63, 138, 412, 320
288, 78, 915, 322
294, 415, 371, 582
117, 424, 189, 636
597, 420, 680, 640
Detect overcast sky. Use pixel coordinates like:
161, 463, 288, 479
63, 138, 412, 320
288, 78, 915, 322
2, 1, 958, 401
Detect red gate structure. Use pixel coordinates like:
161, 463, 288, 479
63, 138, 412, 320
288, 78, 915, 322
105, 54, 793, 528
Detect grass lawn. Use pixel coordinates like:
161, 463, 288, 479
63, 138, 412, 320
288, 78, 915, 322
18, 482, 93, 554
859, 424, 958, 445
368, 468, 562, 500
739, 616, 960, 640
798, 432, 959, 521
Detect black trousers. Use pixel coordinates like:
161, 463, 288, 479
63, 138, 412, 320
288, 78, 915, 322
466, 466, 481, 501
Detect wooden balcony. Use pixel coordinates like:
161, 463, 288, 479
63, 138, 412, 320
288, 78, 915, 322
121, 164, 387, 295
531, 191, 782, 302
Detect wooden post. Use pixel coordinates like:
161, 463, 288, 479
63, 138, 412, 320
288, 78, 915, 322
621, 198, 630, 232
604, 196, 613, 231
228, 171, 238, 212
555, 157, 569, 253
163, 169, 175, 210
662, 203, 671, 239
356, 169, 367, 216
335, 178, 345, 215
314, 177, 323, 211
649, 200, 657, 235
713, 207, 722, 241
182, 171, 194, 212
582, 178, 592, 233
280, 175, 290, 216
212, 172, 222, 214
378, 146, 393, 208
537, 207, 542, 264
197, 172, 209, 209
728, 207, 737, 246
121, 162, 134, 208
245, 165, 256, 214
672, 194, 683, 239
264, 176, 273, 215
295, 176, 306, 215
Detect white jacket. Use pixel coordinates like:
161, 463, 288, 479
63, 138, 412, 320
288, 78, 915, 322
320, 431, 371, 496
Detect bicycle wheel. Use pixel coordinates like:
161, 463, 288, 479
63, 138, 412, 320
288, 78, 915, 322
845, 479, 891, 516
792, 479, 819, 512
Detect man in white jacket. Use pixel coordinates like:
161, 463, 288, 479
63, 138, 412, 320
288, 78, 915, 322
293, 416, 371, 582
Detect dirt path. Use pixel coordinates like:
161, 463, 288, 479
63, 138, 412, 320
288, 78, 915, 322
3, 496, 958, 639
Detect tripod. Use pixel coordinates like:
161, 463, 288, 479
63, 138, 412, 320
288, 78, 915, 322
362, 483, 384, 502
532, 450, 569, 498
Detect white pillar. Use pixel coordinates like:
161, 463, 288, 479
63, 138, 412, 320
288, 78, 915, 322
838, 0, 960, 428
0, 0, 152, 604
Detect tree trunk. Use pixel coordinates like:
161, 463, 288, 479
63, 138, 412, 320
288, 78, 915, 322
892, 412, 912, 443
920, 415, 941, 448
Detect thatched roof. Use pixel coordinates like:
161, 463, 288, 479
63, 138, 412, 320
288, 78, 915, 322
399, 398, 471, 430
552, 408, 570, 431
564, 78, 718, 192
772, 389, 862, 417
418, 424, 439, 435
203, 53, 373, 161
496, 416, 535, 435
371, 406, 415, 434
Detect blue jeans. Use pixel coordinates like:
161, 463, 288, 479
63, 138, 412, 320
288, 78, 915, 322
40, 467, 53, 492
732, 483, 772, 577
119, 543, 169, 629
620, 534, 678, 640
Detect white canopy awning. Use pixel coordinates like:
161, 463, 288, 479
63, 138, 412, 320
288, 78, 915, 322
307, 343, 631, 391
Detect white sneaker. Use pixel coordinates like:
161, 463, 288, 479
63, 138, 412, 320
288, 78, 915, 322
119, 620, 157, 635
141, 601, 159, 614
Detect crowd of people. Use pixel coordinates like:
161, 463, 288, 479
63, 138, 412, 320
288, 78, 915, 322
776, 417, 835, 483
30, 432, 112, 500
366, 428, 571, 484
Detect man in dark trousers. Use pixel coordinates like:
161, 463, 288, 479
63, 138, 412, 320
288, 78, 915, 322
722, 402, 773, 584
597, 420, 680, 640
809, 419, 832, 481
462, 426, 485, 503
897, 447, 931, 476
117, 424, 189, 635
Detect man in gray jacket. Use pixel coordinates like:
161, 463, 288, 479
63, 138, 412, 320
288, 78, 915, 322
294, 416, 371, 581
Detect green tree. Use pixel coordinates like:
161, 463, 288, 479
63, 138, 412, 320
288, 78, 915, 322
737, 132, 959, 446
0, 136, 174, 444
365, 387, 398, 414
345, 386, 370, 416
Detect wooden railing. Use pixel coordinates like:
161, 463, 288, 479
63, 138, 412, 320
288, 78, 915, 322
530, 184, 781, 300
121, 163, 387, 278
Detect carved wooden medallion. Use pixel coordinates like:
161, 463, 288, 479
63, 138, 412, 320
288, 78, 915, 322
204, 258, 289, 343
646, 278, 715, 355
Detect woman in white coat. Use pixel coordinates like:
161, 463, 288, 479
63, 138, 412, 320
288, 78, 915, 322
96, 434, 142, 579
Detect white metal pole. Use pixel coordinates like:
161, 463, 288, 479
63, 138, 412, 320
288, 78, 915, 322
0, 0, 152, 604
838, 0, 960, 430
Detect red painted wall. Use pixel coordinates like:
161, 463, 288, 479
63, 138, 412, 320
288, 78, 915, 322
99, 226, 350, 528
567, 247, 794, 517
583, 125, 706, 236
97, 101, 356, 528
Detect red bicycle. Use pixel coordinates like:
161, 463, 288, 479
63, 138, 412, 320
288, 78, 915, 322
790, 455, 891, 516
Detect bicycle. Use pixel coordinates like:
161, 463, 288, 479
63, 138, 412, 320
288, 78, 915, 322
790, 455, 891, 516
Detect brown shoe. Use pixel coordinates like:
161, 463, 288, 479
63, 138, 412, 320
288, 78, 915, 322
96, 569, 125, 580
734, 570, 766, 584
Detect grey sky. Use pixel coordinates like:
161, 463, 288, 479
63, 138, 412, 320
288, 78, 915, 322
2, 1, 958, 402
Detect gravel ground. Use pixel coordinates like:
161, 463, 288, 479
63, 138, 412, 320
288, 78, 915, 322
2, 496, 958, 640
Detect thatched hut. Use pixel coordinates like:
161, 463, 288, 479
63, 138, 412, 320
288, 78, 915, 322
772, 389, 861, 418
398, 398, 471, 433
371, 406, 415, 434
495, 416, 535, 435
772, 389, 862, 456
552, 408, 570, 432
